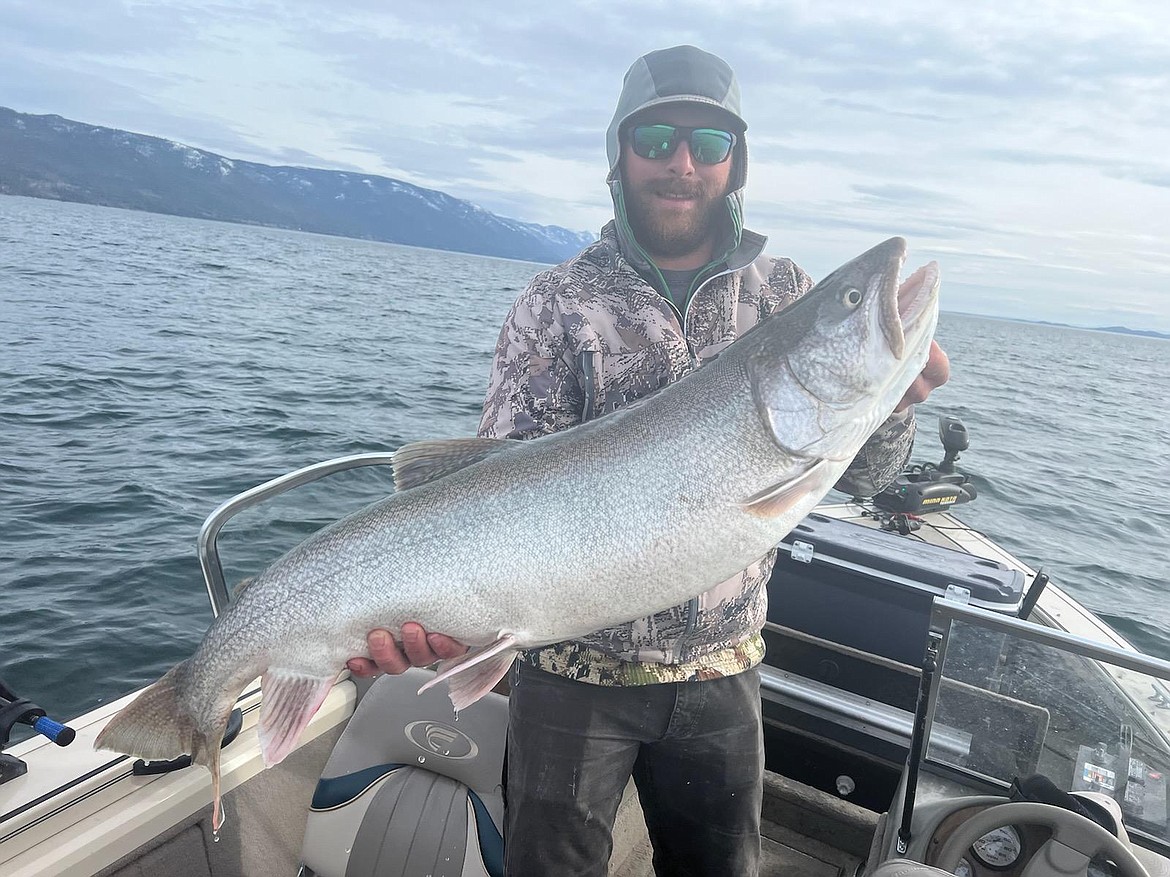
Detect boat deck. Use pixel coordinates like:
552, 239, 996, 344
609, 771, 876, 876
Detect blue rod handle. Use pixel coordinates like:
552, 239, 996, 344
32, 716, 75, 746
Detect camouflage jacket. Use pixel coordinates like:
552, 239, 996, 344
477, 222, 916, 684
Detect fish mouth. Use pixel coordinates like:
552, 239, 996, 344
882, 258, 940, 360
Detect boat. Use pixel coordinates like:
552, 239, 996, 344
3, 418, 1169, 876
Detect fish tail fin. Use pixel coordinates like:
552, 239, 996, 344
95, 660, 203, 760
95, 659, 233, 829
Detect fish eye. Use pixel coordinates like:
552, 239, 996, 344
843, 288, 863, 308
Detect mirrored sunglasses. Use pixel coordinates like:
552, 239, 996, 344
628, 124, 737, 165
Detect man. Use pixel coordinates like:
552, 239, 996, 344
349, 45, 949, 875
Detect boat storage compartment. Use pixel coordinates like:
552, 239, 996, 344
766, 513, 1026, 679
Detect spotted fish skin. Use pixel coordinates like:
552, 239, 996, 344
95, 237, 939, 830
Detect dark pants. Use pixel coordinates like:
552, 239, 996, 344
503, 663, 764, 877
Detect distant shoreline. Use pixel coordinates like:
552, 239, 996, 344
947, 310, 1169, 340
3, 187, 1164, 340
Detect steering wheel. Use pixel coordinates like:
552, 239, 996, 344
935, 802, 1150, 877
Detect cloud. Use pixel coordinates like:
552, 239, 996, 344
2, 0, 1169, 331
982, 148, 1170, 190
852, 183, 965, 209
2, 0, 200, 55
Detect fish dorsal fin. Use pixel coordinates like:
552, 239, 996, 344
392, 437, 518, 491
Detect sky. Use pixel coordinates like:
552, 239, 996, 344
3, 0, 1169, 332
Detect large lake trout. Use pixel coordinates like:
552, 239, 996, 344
97, 237, 939, 826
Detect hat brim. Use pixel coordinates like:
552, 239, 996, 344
619, 97, 747, 134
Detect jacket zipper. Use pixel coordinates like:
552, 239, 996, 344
655, 261, 738, 363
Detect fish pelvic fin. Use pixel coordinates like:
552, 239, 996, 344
742, 459, 835, 518
208, 744, 224, 832
257, 669, 336, 768
392, 437, 518, 491
418, 634, 518, 712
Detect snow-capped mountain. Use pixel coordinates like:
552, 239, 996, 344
0, 107, 596, 264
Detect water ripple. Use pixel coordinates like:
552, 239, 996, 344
1, 194, 1167, 724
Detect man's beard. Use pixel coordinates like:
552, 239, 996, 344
623, 178, 727, 261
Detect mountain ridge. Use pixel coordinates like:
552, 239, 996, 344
950, 311, 1169, 340
0, 106, 595, 264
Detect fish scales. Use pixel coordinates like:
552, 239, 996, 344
239, 364, 788, 649
224, 364, 781, 651
96, 236, 940, 830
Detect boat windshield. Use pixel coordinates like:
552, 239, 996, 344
922, 603, 1170, 847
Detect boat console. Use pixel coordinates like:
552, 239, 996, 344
761, 509, 1029, 777
865, 599, 1170, 877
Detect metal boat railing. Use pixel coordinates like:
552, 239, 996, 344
197, 453, 397, 617
758, 661, 972, 759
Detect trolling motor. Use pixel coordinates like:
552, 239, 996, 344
0, 675, 76, 784
873, 415, 979, 516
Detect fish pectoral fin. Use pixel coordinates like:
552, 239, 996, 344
392, 437, 519, 491
258, 669, 337, 768
417, 634, 519, 712
742, 459, 834, 517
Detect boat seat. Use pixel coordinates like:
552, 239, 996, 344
300, 668, 507, 877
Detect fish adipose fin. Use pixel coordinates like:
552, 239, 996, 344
258, 669, 336, 767
417, 633, 519, 711
392, 438, 518, 491
742, 460, 834, 517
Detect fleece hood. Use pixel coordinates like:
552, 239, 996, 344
605, 45, 756, 282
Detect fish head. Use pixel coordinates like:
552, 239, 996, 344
747, 236, 940, 461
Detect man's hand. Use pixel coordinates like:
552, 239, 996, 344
346, 623, 469, 677
895, 340, 950, 413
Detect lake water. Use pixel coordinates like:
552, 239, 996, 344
1, 194, 1167, 728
